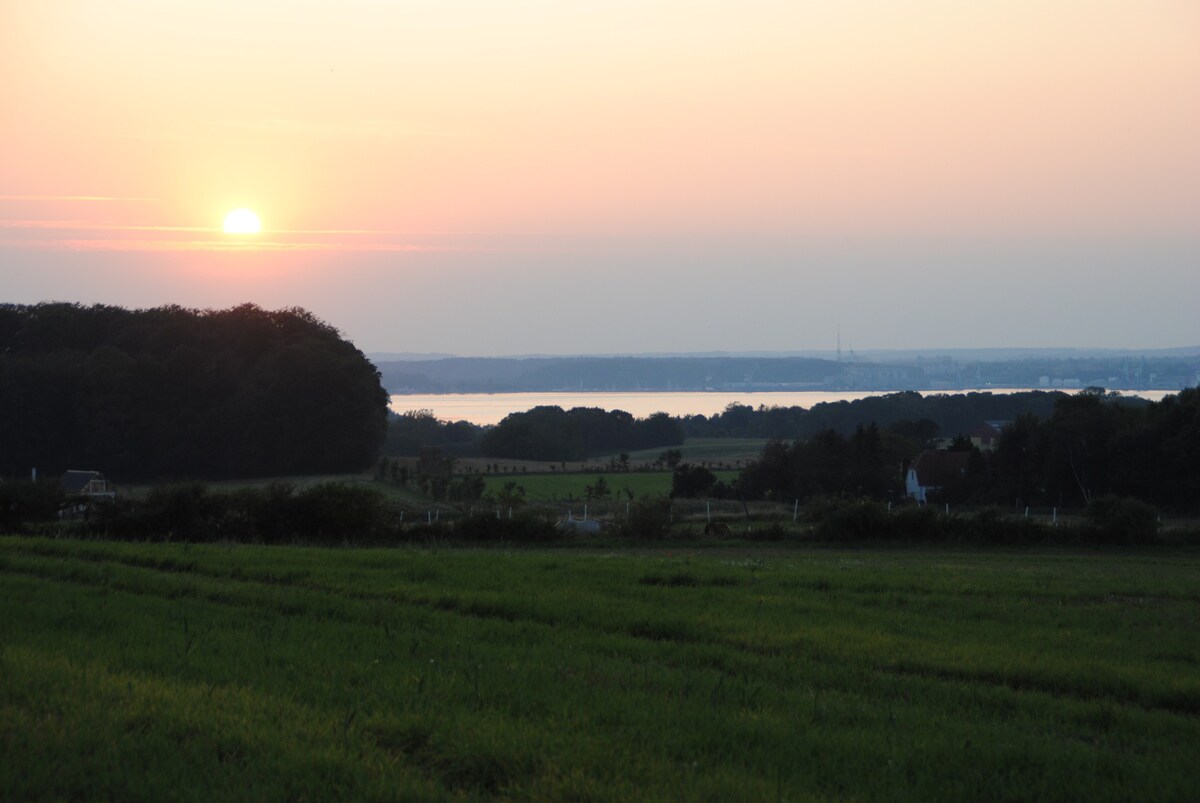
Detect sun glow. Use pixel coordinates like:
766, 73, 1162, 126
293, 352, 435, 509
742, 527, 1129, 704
222, 208, 261, 234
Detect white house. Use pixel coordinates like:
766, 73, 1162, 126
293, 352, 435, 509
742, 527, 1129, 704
905, 450, 970, 503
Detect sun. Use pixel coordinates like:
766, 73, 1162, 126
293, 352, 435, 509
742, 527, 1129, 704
222, 208, 261, 234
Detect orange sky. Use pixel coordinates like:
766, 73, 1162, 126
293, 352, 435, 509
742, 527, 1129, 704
2, 1, 1198, 352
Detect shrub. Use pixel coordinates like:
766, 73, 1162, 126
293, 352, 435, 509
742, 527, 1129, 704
290, 483, 394, 542
670, 464, 718, 499
144, 483, 225, 542
618, 498, 673, 540
449, 513, 559, 543
229, 483, 297, 543
810, 498, 890, 542
0, 480, 65, 532
1084, 496, 1159, 545
80, 481, 400, 544
890, 505, 941, 542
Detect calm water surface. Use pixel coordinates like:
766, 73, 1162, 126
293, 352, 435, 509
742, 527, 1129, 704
388, 389, 1177, 426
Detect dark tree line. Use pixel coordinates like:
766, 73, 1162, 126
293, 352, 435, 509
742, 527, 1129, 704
731, 388, 1200, 513
479, 406, 685, 461
384, 391, 1089, 465
681, 391, 1075, 440
0, 303, 388, 480
734, 424, 919, 502
947, 387, 1200, 510
384, 409, 484, 457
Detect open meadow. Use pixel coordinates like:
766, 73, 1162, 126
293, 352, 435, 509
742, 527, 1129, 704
2, 537, 1198, 801
621, 438, 770, 465
481, 471, 739, 504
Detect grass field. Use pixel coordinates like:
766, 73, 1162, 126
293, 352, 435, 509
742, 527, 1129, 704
445, 438, 768, 478
621, 437, 770, 464
482, 470, 740, 502
2, 537, 1198, 801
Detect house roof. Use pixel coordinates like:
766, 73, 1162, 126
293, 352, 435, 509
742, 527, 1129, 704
969, 420, 998, 439
62, 470, 101, 494
910, 450, 970, 488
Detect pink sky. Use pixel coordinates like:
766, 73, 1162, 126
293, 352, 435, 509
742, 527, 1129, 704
3, 1, 1198, 353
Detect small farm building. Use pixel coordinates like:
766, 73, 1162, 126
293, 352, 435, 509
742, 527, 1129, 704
61, 470, 115, 499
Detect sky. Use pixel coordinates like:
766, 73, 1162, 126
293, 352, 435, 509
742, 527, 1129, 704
2, 1, 1198, 355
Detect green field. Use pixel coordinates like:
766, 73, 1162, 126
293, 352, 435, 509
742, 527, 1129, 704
482, 470, 739, 502
2, 537, 1198, 801
621, 437, 770, 464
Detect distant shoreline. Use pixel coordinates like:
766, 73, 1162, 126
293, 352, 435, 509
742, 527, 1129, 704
386, 388, 1178, 427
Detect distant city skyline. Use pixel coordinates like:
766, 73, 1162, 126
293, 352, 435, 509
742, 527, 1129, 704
3, 2, 1197, 354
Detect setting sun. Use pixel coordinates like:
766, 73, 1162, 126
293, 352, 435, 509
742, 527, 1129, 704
222, 208, 261, 234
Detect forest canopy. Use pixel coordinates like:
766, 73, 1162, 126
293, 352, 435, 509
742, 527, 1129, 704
479, 406, 685, 461
733, 388, 1200, 512
0, 303, 389, 480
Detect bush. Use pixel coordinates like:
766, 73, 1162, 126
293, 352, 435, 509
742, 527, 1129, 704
670, 464, 718, 499
803, 497, 1059, 544
808, 498, 890, 542
448, 513, 559, 543
68, 481, 400, 545
144, 483, 225, 541
230, 483, 297, 543
889, 505, 941, 542
1084, 496, 1159, 545
618, 498, 673, 540
0, 480, 65, 532
290, 483, 394, 542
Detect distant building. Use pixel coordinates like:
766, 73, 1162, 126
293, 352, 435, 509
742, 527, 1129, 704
969, 420, 1008, 452
61, 470, 115, 500
905, 450, 970, 503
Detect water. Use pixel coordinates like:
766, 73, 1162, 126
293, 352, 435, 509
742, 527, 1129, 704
387, 388, 1178, 426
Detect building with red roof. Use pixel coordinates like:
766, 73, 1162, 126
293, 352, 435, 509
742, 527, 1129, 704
905, 450, 970, 503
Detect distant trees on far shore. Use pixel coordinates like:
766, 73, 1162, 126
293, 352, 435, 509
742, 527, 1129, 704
480, 406, 685, 461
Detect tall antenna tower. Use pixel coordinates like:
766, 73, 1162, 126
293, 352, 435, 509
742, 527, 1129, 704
837, 325, 842, 363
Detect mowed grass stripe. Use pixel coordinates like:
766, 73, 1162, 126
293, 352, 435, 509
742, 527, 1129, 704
2, 538, 1199, 800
